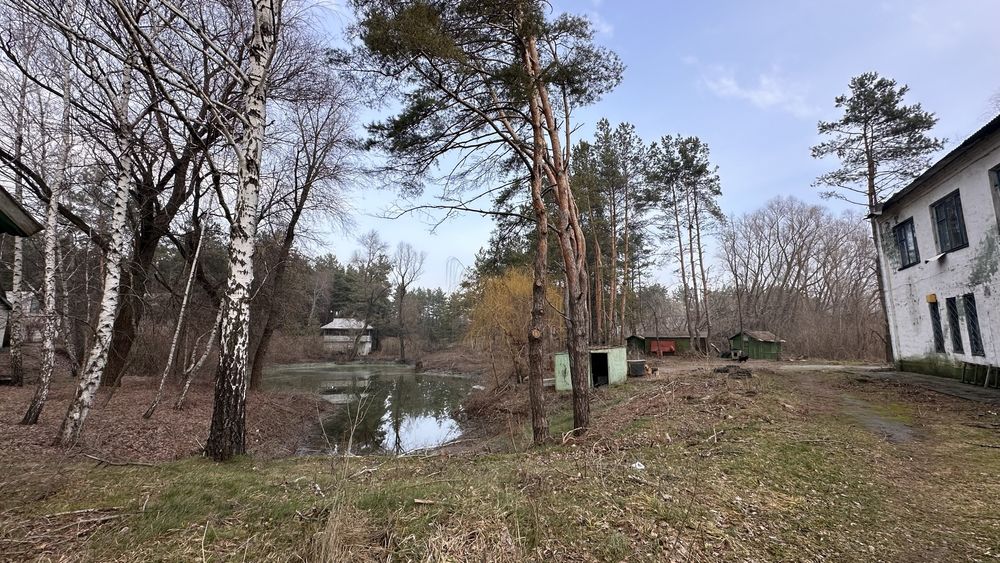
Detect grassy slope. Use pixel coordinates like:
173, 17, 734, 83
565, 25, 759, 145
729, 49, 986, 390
3, 369, 1000, 562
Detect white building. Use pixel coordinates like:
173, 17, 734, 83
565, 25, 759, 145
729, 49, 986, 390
875, 115, 1000, 380
320, 318, 374, 356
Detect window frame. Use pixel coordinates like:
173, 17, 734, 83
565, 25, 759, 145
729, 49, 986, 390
892, 217, 920, 269
930, 190, 969, 253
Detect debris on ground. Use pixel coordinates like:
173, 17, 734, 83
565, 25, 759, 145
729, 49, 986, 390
713, 365, 753, 379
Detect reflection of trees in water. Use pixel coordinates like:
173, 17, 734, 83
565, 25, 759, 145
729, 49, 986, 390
322, 374, 471, 454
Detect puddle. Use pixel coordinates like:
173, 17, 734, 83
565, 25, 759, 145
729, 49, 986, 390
264, 363, 473, 455
841, 396, 916, 443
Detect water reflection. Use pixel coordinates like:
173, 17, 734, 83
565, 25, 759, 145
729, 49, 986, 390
264, 364, 472, 455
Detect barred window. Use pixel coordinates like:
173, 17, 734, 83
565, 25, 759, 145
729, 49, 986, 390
946, 297, 963, 353
964, 294, 984, 357
929, 301, 945, 353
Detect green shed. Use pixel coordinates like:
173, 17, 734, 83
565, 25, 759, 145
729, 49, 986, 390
554, 346, 627, 391
729, 331, 784, 360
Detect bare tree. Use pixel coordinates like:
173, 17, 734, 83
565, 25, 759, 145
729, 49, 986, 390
391, 242, 425, 363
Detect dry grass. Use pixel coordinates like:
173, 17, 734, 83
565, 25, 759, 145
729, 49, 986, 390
2, 364, 1000, 561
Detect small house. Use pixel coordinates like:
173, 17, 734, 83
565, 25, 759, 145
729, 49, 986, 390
554, 346, 626, 391
874, 113, 1000, 381
320, 318, 374, 356
626, 334, 708, 356
0, 186, 43, 353
729, 331, 784, 360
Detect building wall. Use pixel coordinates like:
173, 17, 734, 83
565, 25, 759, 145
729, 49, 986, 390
728, 336, 781, 360
877, 135, 1000, 376
322, 334, 372, 356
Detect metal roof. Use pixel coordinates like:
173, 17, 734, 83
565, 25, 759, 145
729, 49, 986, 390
320, 318, 371, 330
731, 330, 783, 343
881, 112, 1000, 213
628, 333, 708, 339
0, 185, 42, 237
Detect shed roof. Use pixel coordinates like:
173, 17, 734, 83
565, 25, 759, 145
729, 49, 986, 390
881, 112, 1000, 213
320, 318, 371, 330
732, 330, 783, 343
628, 333, 708, 340
0, 186, 43, 237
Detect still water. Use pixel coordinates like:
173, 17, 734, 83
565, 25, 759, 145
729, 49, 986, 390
263, 363, 474, 455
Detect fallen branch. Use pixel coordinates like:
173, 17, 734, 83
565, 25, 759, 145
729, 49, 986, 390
43, 506, 123, 519
969, 442, 1000, 449
82, 454, 155, 468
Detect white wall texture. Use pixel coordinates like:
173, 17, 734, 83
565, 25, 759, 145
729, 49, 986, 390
878, 133, 1000, 374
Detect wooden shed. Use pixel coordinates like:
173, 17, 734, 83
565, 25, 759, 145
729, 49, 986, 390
554, 346, 627, 391
0, 186, 42, 380
729, 331, 784, 360
626, 334, 708, 356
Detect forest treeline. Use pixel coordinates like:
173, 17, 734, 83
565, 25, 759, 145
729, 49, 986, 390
0, 0, 938, 457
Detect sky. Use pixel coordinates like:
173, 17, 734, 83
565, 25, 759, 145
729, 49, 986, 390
311, 0, 1000, 291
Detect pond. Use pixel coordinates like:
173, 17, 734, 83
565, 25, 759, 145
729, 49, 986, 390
263, 363, 475, 455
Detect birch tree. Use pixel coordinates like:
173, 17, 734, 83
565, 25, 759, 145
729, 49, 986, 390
21, 0, 75, 425
204, 0, 282, 461
56, 56, 134, 444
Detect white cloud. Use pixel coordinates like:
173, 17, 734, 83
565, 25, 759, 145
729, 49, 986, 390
585, 10, 614, 37
699, 66, 817, 118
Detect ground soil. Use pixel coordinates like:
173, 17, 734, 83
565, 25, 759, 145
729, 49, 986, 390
0, 347, 326, 464
3, 355, 1000, 561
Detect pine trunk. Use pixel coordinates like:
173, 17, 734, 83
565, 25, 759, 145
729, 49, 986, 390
671, 182, 694, 348
526, 35, 590, 435
526, 92, 549, 446
685, 190, 701, 353
620, 188, 630, 343
693, 195, 712, 353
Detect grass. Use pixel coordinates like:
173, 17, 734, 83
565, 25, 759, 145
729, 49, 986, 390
3, 368, 1000, 561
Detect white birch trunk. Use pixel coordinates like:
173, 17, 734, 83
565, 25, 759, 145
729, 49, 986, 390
144, 222, 205, 419
205, 0, 278, 461
22, 0, 75, 425
55, 61, 134, 446
174, 306, 223, 410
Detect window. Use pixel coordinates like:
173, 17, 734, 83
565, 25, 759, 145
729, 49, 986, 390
964, 293, 984, 356
931, 190, 968, 252
946, 297, 963, 353
929, 301, 945, 353
892, 218, 920, 268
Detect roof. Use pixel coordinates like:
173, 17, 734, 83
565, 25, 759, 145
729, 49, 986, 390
731, 330, 783, 343
881, 112, 1000, 213
0, 186, 42, 237
628, 333, 708, 340
320, 318, 371, 330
